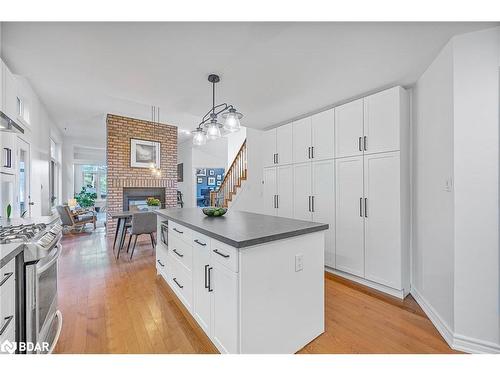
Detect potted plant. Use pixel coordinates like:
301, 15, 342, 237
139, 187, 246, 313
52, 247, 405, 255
74, 186, 98, 209
146, 197, 161, 210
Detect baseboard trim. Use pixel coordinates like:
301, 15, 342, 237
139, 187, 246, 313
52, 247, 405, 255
410, 287, 500, 354
325, 267, 406, 299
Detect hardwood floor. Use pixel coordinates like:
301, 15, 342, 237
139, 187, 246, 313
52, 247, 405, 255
54, 228, 458, 354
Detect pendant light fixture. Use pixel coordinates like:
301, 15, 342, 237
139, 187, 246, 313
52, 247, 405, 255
192, 74, 243, 145
150, 105, 161, 177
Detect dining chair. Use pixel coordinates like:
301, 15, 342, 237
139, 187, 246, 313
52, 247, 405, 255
118, 212, 157, 260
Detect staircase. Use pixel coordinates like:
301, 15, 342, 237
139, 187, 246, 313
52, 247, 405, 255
210, 139, 247, 208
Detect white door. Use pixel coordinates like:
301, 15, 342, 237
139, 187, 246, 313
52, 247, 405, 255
311, 109, 334, 160
292, 117, 312, 164
364, 151, 401, 289
276, 123, 293, 165
334, 99, 364, 158
192, 243, 212, 335
210, 261, 238, 354
292, 162, 312, 221
335, 156, 364, 277
276, 165, 293, 218
262, 167, 277, 216
363, 87, 401, 154
262, 129, 277, 167
312, 159, 335, 268
16, 137, 31, 218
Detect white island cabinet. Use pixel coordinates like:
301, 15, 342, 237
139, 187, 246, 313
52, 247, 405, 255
155, 208, 328, 354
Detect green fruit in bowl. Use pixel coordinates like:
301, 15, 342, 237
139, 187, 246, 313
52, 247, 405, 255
202, 207, 227, 217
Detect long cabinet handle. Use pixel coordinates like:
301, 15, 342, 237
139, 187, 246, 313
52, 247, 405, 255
276, 153, 279, 164
276, 195, 279, 209
157, 260, 165, 267
364, 136, 367, 151
308, 196, 311, 212
204, 264, 209, 289
308, 147, 311, 159
0, 272, 13, 287
208, 267, 213, 292
173, 228, 183, 234
364, 198, 368, 218
173, 277, 183, 289
172, 248, 184, 258
358, 137, 362, 152
194, 239, 206, 246
359, 197, 363, 217
0, 315, 14, 336
311, 146, 314, 159
311, 196, 315, 212
213, 249, 230, 258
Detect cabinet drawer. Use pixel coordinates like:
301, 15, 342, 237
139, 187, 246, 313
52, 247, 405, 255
211, 239, 238, 273
169, 235, 193, 273
167, 253, 193, 312
169, 221, 192, 245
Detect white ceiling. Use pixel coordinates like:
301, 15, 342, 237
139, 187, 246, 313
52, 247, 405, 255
1, 22, 496, 143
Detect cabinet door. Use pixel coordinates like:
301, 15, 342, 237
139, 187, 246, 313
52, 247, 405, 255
292, 117, 312, 164
292, 163, 312, 221
210, 261, 238, 354
311, 109, 334, 160
262, 129, 277, 167
3, 63, 18, 121
334, 99, 364, 158
312, 159, 335, 268
335, 156, 364, 277
193, 240, 212, 335
276, 165, 293, 218
364, 152, 401, 289
363, 87, 401, 154
262, 167, 277, 216
276, 123, 293, 165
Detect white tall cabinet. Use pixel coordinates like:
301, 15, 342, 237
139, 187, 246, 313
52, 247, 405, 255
261, 86, 410, 298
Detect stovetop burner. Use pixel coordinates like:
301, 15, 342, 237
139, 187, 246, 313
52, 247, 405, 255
0, 223, 47, 244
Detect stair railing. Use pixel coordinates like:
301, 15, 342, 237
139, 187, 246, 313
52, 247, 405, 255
210, 139, 247, 207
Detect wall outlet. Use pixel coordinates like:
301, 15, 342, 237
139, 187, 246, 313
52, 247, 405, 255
295, 254, 304, 272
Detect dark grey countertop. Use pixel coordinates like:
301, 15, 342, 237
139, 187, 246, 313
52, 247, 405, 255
155, 208, 328, 248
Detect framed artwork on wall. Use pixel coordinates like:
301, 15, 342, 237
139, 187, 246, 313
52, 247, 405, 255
197, 177, 203, 183
208, 177, 216, 186
216, 181, 222, 186
216, 174, 222, 180
130, 138, 160, 168
209, 169, 215, 176
196, 168, 207, 176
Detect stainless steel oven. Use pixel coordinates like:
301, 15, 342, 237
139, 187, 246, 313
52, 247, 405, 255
25, 243, 63, 354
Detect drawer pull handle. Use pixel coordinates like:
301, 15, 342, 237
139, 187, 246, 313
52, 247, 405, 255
173, 228, 183, 234
208, 267, 213, 292
213, 249, 230, 258
0, 272, 13, 287
157, 260, 165, 267
194, 239, 207, 246
204, 264, 209, 289
173, 278, 183, 289
172, 249, 184, 258
0, 315, 14, 336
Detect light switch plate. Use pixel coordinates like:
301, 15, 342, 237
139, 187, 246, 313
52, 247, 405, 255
295, 254, 303, 272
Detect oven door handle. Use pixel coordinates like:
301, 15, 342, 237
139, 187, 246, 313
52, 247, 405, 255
37, 244, 61, 275
47, 310, 63, 354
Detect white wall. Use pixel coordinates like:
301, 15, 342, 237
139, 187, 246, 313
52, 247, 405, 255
412, 26, 500, 353
226, 126, 247, 169
228, 128, 264, 214
452, 27, 500, 350
411, 42, 455, 333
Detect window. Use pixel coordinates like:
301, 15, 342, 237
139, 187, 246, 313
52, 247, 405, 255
81, 165, 107, 199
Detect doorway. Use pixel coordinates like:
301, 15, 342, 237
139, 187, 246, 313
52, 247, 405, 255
17, 137, 31, 217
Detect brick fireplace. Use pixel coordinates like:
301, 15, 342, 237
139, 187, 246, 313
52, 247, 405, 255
106, 114, 178, 235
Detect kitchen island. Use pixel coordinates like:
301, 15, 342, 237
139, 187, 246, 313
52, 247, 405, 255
154, 208, 328, 354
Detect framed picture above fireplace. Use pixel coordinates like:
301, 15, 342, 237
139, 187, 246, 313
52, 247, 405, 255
130, 138, 160, 168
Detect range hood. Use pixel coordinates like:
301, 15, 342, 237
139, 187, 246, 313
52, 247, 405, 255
0, 110, 24, 134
